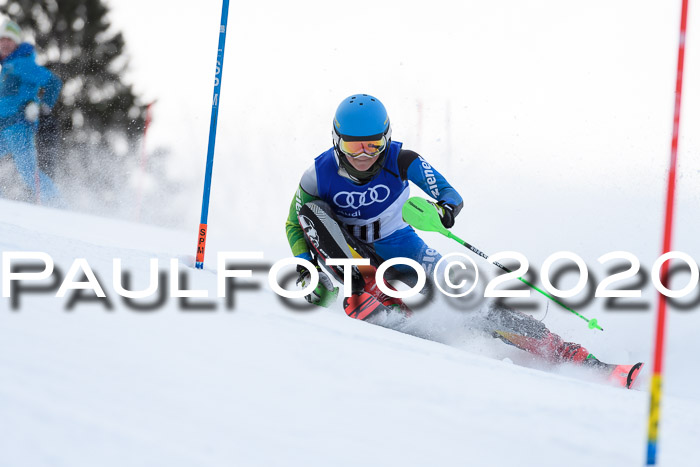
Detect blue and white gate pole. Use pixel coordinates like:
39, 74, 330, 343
196, 0, 230, 269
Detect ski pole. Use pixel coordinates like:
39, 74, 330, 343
195, 0, 230, 270
402, 196, 602, 331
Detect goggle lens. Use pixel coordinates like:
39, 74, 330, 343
339, 137, 387, 158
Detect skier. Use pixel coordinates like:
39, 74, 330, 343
0, 19, 63, 205
285, 94, 642, 386
285, 93, 462, 306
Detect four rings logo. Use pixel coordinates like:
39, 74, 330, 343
333, 185, 391, 209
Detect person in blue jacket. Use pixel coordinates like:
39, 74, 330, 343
0, 19, 63, 205
285, 94, 463, 308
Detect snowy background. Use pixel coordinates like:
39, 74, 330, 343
1, 1, 700, 466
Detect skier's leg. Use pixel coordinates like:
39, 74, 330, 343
8, 125, 61, 204
37, 114, 61, 177
484, 302, 593, 364
485, 303, 644, 386
6, 128, 36, 195
297, 201, 417, 316
372, 225, 443, 293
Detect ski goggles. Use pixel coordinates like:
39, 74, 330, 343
338, 136, 387, 158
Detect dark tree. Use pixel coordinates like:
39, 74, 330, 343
0, 0, 147, 208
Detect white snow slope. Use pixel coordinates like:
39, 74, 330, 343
1, 200, 699, 467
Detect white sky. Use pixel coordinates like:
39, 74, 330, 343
105, 1, 699, 262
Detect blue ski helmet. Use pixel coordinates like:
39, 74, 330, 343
332, 94, 392, 182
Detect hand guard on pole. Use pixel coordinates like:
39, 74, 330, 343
296, 264, 339, 308
433, 200, 458, 229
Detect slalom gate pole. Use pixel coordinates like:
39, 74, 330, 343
646, 0, 688, 463
195, 0, 230, 270
402, 197, 602, 331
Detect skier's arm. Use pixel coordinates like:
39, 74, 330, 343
285, 165, 320, 261
399, 150, 464, 213
36, 65, 62, 109
0, 70, 36, 119
0, 63, 61, 120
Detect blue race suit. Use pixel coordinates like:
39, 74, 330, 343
300, 141, 463, 280
0, 43, 63, 204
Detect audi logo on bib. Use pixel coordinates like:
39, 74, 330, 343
333, 185, 391, 209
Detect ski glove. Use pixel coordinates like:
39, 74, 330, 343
435, 200, 458, 229
26, 102, 53, 123
296, 264, 339, 308
24, 102, 39, 122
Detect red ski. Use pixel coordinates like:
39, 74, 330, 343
597, 361, 645, 389
343, 292, 391, 321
